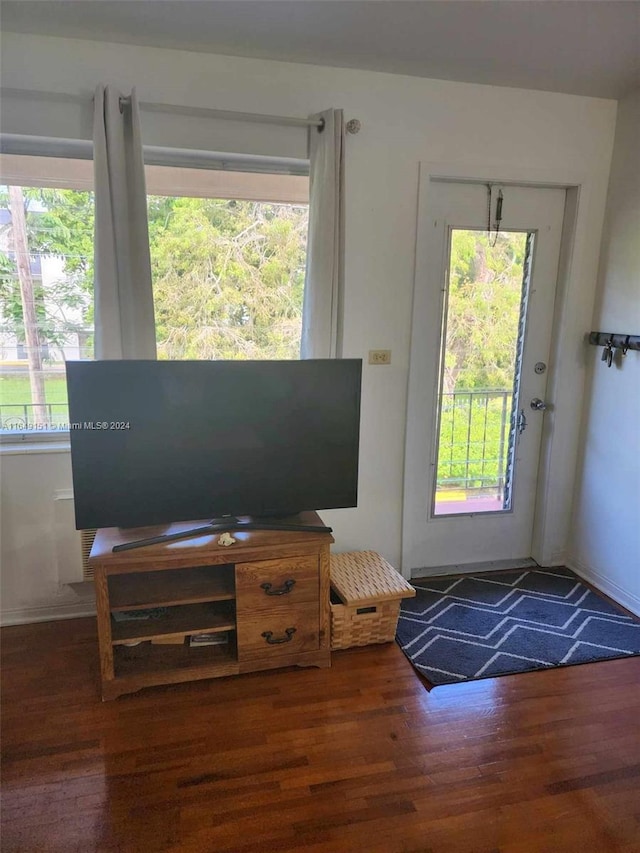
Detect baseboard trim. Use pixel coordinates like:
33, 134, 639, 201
567, 557, 640, 618
411, 557, 537, 580
1, 601, 97, 627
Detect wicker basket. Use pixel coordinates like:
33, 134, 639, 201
330, 551, 415, 650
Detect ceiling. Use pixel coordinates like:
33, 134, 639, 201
2, 1, 639, 99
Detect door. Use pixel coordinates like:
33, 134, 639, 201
403, 179, 565, 572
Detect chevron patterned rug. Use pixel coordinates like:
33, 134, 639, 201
396, 567, 640, 686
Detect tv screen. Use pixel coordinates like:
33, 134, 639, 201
66, 359, 362, 530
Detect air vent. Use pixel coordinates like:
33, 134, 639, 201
81, 529, 97, 581
53, 490, 97, 584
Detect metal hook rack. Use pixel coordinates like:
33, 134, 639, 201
588, 332, 640, 367
588, 332, 640, 350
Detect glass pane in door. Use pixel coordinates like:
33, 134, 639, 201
433, 229, 534, 516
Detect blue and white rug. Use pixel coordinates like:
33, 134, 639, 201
396, 567, 640, 686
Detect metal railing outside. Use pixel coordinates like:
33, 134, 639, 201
0, 386, 514, 456
0, 402, 70, 431
0, 335, 92, 431
436, 390, 513, 495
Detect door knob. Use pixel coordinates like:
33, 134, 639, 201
530, 398, 548, 411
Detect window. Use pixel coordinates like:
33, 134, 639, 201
433, 229, 532, 515
0, 154, 95, 435
144, 164, 309, 361
0, 153, 309, 437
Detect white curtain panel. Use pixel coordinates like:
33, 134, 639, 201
300, 109, 345, 359
93, 85, 157, 359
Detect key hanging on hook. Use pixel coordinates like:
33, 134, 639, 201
601, 337, 614, 367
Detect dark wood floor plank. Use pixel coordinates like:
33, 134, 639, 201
1, 616, 639, 852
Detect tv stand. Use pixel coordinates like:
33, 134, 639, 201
90, 512, 333, 699
112, 514, 333, 553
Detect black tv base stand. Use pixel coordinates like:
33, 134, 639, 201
111, 514, 333, 553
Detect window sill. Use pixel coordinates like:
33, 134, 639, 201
0, 435, 71, 455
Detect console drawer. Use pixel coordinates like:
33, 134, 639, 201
235, 556, 319, 612
237, 605, 320, 660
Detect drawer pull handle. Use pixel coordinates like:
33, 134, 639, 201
261, 628, 297, 645
260, 579, 296, 596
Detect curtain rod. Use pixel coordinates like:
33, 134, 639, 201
1, 87, 325, 130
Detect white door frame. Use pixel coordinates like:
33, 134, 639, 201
402, 161, 600, 579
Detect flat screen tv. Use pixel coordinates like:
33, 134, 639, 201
66, 359, 362, 532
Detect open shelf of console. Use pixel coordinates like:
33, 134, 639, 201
110, 601, 236, 644
108, 565, 235, 611
113, 635, 239, 679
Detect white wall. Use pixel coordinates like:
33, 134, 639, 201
569, 90, 640, 615
0, 32, 617, 623
0, 446, 95, 624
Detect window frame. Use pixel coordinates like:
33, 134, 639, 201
0, 136, 310, 444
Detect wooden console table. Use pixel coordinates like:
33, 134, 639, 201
89, 512, 333, 700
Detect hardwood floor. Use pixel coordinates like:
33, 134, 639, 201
2, 616, 639, 852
